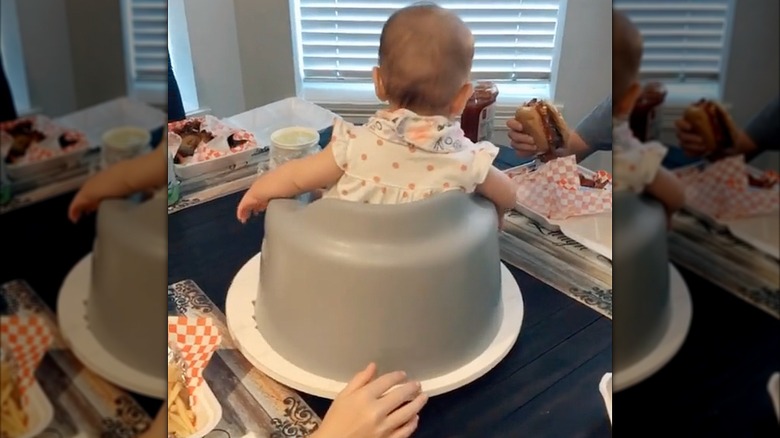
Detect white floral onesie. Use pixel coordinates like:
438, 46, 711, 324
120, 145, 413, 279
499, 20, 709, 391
322, 109, 499, 204
612, 119, 667, 193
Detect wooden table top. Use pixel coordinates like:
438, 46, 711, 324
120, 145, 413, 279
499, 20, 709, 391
168, 189, 613, 437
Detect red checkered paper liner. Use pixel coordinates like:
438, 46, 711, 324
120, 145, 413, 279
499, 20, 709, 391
0, 116, 89, 165
0, 315, 53, 405
168, 115, 257, 164
168, 316, 221, 406
512, 155, 612, 220
674, 155, 779, 220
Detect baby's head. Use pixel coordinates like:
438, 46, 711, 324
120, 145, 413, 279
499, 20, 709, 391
612, 10, 643, 120
374, 3, 475, 117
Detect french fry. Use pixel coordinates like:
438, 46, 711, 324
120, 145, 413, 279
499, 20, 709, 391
166, 357, 196, 437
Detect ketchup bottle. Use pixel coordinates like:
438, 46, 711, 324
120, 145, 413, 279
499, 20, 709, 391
461, 81, 498, 143
629, 81, 667, 142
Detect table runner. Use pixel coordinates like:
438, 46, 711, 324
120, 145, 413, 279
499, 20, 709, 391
168, 280, 321, 437
669, 212, 779, 318
0, 280, 152, 437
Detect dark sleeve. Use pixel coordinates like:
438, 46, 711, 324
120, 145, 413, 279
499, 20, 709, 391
167, 54, 186, 123
0, 49, 18, 123
744, 96, 780, 152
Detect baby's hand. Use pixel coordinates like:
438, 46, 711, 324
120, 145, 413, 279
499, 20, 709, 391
236, 183, 270, 223
313, 363, 427, 438
68, 174, 115, 223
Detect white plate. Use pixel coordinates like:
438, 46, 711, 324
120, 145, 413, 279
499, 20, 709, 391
722, 213, 780, 260
17, 381, 54, 438
182, 383, 222, 438
226, 255, 524, 399
55, 97, 165, 148
599, 373, 612, 424
613, 263, 692, 391
507, 162, 613, 260
769, 372, 779, 422
58, 254, 166, 398
226, 97, 338, 147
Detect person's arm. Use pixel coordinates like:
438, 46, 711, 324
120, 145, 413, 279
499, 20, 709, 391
236, 146, 343, 222
68, 143, 167, 222
742, 96, 780, 155
476, 167, 517, 213
645, 167, 685, 214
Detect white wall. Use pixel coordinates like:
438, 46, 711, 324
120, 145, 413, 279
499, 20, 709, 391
721, 0, 779, 127
7, 0, 129, 117
181, 0, 612, 135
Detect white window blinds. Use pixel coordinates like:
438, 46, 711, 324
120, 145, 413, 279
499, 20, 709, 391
612, 0, 732, 82
125, 0, 168, 84
294, 0, 563, 83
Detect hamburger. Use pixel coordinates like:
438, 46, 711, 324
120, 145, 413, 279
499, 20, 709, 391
514, 98, 570, 161
682, 99, 738, 156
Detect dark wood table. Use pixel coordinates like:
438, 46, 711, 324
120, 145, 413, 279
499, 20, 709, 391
168, 189, 613, 437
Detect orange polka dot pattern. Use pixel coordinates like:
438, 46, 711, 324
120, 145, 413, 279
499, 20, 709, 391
0, 315, 53, 403
168, 316, 222, 406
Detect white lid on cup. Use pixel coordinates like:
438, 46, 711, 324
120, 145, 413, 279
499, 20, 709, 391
102, 126, 151, 151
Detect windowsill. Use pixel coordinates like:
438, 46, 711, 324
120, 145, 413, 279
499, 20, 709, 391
130, 81, 167, 107
300, 81, 551, 110
653, 81, 721, 106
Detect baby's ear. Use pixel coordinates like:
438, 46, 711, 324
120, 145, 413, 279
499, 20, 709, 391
372, 67, 388, 102
450, 82, 474, 117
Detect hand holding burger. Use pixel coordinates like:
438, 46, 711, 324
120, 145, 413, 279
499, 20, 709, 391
511, 99, 571, 162
675, 99, 755, 158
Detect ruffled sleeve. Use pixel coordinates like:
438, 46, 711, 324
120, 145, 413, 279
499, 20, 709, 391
327, 117, 354, 170
470, 141, 500, 185
614, 141, 667, 193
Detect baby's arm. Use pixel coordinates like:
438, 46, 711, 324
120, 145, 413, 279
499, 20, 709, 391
476, 167, 518, 228
645, 167, 685, 217
236, 146, 344, 222
68, 144, 167, 222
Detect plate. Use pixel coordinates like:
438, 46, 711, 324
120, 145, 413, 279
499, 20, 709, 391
599, 373, 612, 424
507, 162, 613, 260
676, 162, 779, 259
18, 381, 54, 438
185, 383, 222, 438
226, 97, 338, 147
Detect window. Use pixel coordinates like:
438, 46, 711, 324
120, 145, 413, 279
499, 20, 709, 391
613, 0, 733, 100
0, 0, 32, 115
168, 0, 201, 114
122, 0, 167, 105
291, 0, 564, 104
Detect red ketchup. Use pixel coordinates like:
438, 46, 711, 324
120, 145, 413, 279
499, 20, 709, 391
461, 81, 498, 143
629, 81, 667, 142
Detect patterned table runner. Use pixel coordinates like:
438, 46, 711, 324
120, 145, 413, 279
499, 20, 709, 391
669, 212, 779, 318
500, 211, 613, 318
0, 280, 152, 437
168, 280, 321, 437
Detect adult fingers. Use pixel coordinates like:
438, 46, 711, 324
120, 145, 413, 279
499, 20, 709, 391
340, 362, 376, 396
387, 415, 420, 438
674, 118, 693, 132
364, 371, 409, 398
385, 392, 428, 431
377, 381, 422, 416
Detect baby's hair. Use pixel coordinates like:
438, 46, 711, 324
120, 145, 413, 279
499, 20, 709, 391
612, 10, 643, 107
378, 3, 474, 115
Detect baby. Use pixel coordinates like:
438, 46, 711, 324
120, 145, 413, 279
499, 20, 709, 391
612, 10, 685, 222
68, 142, 167, 222
237, 4, 516, 224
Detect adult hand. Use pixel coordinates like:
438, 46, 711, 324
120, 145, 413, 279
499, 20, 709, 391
673, 118, 707, 157
313, 363, 428, 438
506, 118, 538, 157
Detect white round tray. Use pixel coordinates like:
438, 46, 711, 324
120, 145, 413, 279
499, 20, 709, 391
613, 263, 693, 392
226, 253, 524, 399
58, 254, 166, 398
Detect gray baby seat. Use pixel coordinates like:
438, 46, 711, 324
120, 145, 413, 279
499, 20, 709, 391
256, 191, 505, 382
